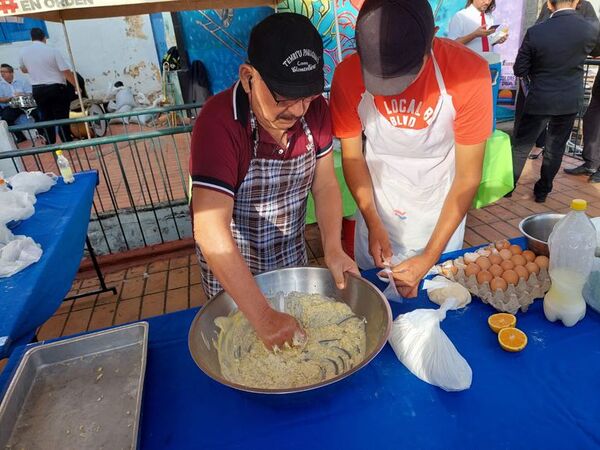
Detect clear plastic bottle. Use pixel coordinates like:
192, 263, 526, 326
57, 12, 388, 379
543, 199, 597, 327
55, 150, 75, 184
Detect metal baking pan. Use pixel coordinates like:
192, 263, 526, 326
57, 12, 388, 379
0, 322, 148, 450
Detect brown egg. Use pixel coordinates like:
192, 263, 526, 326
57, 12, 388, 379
441, 264, 458, 277
502, 269, 519, 285
514, 265, 530, 281
499, 249, 513, 260
465, 263, 481, 277
489, 264, 503, 277
489, 254, 503, 265
511, 254, 527, 266
500, 260, 515, 271
495, 240, 511, 250
509, 244, 523, 255
477, 270, 493, 284
522, 250, 536, 262
476, 256, 491, 270
534, 256, 549, 270
526, 262, 541, 275
490, 277, 508, 292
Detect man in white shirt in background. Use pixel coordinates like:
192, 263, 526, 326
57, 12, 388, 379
19, 27, 76, 144
0, 64, 35, 142
448, 0, 508, 53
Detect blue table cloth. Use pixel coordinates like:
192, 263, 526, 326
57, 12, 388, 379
2, 239, 600, 449
0, 171, 97, 358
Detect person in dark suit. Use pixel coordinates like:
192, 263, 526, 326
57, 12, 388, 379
510, 0, 600, 203
563, 41, 600, 181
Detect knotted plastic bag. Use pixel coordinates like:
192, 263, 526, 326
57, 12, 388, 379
9, 171, 56, 196
389, 298, 472, 392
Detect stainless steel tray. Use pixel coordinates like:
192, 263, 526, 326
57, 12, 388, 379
0, 322, 148, 450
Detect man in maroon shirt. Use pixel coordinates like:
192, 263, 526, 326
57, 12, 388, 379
190, 13, 357, 350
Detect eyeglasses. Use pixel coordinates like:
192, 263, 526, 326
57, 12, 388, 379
264, 83, 321, 109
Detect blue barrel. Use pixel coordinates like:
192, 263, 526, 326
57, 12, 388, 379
481, 52, 502, 130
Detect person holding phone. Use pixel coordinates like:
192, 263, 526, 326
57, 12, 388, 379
448, 0, 509, 53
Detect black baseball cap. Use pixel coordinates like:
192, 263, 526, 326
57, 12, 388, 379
248, 13, 324, 99
356, 0, 435, 96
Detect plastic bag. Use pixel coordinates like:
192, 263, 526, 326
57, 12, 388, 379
583, 257, 600, 314
0, 190, 35, 224
389, 298, 472, 392
0, 234, 42, 277
9, 171, 57, 196
423, 276, 471, 309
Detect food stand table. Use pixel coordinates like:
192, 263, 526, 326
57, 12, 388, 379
1, 240, 599, 449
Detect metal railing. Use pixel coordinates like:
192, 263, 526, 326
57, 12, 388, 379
0, 103, 201, 256
566, 58, 599, 159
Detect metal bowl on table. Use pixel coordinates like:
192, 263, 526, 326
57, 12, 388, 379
520, 213, 600, 257
188, 267, 392, 395
518, 213, 565, 256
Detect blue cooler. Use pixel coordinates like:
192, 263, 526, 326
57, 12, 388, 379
481, 52, 502, 130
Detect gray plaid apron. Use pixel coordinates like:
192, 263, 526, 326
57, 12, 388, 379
197, 112, 316, 297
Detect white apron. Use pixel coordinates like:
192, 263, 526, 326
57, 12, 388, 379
354, 52, 466, 270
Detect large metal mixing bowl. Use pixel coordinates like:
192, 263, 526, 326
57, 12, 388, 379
188, 267, 392, 394
519, 213, 565, 256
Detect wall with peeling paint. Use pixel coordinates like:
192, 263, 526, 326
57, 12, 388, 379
0, 15, 162, 102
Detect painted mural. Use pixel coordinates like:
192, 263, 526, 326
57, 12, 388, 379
178, 0, 524, 101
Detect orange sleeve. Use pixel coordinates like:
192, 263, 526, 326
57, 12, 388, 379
452, 56, 493, 146
329, 54, 365, 139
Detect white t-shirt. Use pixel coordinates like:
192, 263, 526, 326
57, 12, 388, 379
448, 4, 495, 53
18, 41, 70, 86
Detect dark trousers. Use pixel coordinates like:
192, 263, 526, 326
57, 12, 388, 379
512, 112, 577, 197
1, 106, 26, 142
32, 83, 72, 145
582, 74, 600, 171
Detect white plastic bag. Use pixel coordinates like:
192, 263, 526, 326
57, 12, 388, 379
583, 257, 600, 313
389, 298, 472, 392
0, 235, 42, 277
0, 190, 35, 224
9, 171, 56, 196
423, 276, 472, 309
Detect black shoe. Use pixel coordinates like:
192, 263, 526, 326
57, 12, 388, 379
589, 171, 600, 184
534, 194, 547, 203
529, 150, 544, 160
564, 164, 595, 175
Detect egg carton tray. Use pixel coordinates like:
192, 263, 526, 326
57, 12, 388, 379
440, 256, 551, 315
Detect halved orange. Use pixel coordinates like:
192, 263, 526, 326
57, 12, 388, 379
488, 313, 516, 333
498, 327, 528, 352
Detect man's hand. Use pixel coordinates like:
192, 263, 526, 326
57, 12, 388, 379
368, 221, 393, 268
324, 247, 359, 289
390, 252, 437, 298
472, 25, 495, 38
253, 307, 306, 350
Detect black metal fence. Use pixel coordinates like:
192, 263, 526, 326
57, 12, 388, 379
0, 103, 200, 256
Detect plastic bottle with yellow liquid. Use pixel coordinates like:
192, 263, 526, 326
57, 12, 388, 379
544, 199, 597, 327
55, 150, 74, 184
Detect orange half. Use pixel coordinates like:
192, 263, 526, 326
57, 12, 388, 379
498, 327, 528, 352
488, 313, 517, 333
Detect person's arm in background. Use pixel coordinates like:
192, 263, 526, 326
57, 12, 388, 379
193, 189, 304, 349
448, 11, 494, 46
18, 53, 27, 74
514, 29, 534, 79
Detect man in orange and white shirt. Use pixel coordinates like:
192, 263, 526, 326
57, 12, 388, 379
330, 0, 493, 297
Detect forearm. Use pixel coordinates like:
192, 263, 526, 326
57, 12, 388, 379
456, 31, 478, 45
0, 97, 11, 103
423, 174, 481, 262
194, 217, 270, 325
313, 179, 344, 254
341, 137, 381, 229
64, 71, 76, 88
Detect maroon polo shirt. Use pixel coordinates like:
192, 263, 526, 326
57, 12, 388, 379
190, 81, 333, 198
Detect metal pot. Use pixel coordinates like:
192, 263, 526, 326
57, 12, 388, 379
188, 267, 392, 394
